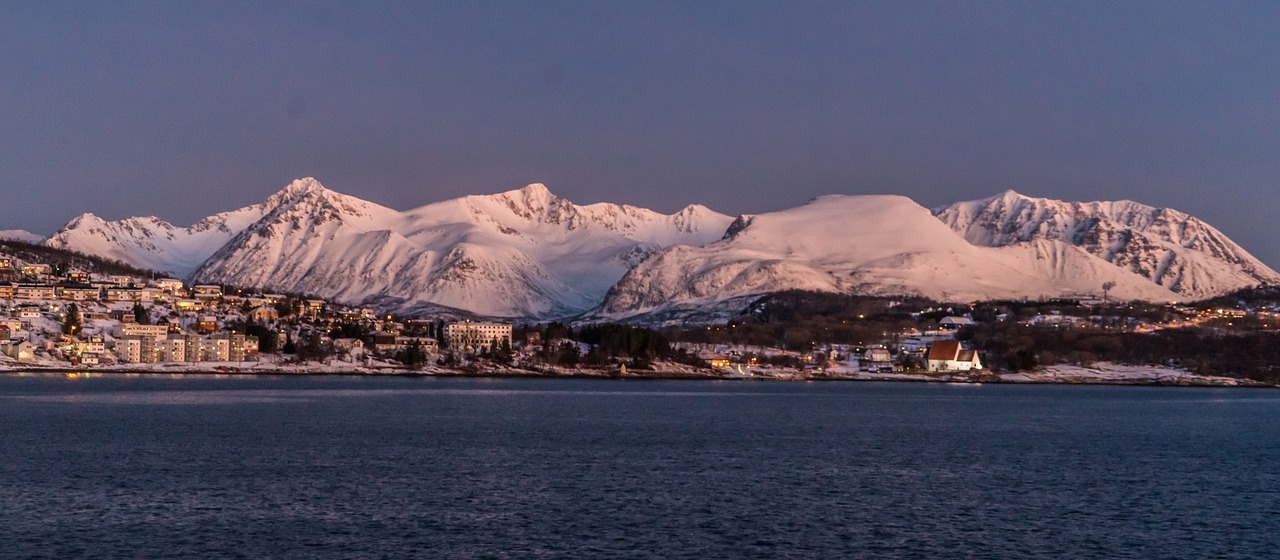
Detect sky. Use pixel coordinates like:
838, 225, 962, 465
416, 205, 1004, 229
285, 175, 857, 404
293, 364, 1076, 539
2, 1, 1279, 264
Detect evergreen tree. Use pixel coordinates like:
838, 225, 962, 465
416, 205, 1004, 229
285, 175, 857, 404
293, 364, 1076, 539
62, 303, 81, 335
132, 303, 151, 325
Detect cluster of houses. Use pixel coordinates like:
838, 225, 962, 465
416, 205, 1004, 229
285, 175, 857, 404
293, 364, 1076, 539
681, 313, 986, 376
0, 254, 514, 367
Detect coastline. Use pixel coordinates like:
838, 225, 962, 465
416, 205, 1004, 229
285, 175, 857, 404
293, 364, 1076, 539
1, 360, 1272, 388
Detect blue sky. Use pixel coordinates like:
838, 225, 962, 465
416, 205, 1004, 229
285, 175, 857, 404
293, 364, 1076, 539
3, 1, 1279, 264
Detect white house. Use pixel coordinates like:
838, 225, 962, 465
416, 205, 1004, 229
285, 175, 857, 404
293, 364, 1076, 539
2, 339, 34, 362
926, 341, 982, 372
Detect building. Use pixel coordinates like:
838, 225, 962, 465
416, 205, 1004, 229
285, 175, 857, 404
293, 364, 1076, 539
446, 321, 512, 353
200, 337, 230, 361
113, 323, 170, 339
14, 284, 56, 300
20, 264, 52, 277
862, 348, 894, 372
113, 336, 144, 363
2, 339, 34, 362
153, 278, 185, 293
249, 306, 278, 322
195, 316, 218, 334
697, 350, 731, 368
926, 341, 982, 372
191, 285, 223, 298
332, 337, 363, 350
70, 336, 107, 357
395, 336, 439, 353
160, 336, 187, 362
938, 316, 975, 331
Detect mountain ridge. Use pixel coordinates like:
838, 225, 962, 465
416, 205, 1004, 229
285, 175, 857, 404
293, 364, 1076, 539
37, 179, 1279, 320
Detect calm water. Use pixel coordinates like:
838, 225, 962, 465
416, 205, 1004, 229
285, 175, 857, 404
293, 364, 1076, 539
1, 375, 1278, 559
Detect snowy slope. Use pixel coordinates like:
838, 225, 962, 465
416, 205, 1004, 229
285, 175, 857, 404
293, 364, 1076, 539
934, 190, 1280, 299
599, 195, 1182, 318
188, 179, 734, 318
0, 230, 44, 243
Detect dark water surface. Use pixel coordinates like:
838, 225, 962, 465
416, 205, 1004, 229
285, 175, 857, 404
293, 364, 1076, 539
1, 374, 1278, 559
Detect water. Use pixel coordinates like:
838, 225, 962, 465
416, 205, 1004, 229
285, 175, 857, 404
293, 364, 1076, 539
1, 374, 1278, 559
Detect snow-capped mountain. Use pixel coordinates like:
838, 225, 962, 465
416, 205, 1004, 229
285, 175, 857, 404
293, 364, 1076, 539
184, 179, 733, 318
46, 206, 269, 277
42, 179, 1277, 321
598, 195, 1184, 318
934, 190, 1280, 299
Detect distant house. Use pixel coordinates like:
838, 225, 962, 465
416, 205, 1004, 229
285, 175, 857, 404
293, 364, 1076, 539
153, 278, 185, 293
20, 264, 52, 277
2, 339, 35, 362
926, 341, 982, 372
696, 350, 731, 368
191, 285, 223, 298
333, 338, 365, 352
194, 316, 218, 334
249, 306, 278, 322
938, 316, 975, 331
862, 348, 894, 372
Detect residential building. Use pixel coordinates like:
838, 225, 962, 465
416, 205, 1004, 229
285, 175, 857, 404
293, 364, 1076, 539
195, 316, 218, 334
20, 264, 52, 277
113, 336, 143, 363
153, 278, 185, 293
446, 321, 512, 353
57, 283, 100, 301
105, 287, 144, 302
113, 323, 170, 338
192, 285, 223, 298
2, 339, 34, 362
200, 337, 230, 361
249, 306, 278, 321
15, 284, 56, 300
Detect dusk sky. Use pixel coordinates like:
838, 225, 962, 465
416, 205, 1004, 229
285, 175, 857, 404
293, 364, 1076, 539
3, 2, 1279, 264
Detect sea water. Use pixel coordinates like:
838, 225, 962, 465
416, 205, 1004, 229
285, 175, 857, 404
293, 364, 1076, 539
1, 374, 1277, 558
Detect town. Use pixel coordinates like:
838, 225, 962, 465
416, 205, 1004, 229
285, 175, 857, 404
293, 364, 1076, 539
1, 244, 1277, 386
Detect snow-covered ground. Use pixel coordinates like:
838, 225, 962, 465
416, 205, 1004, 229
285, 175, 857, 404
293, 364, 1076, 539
999, 362, 1246, 386
0, 355, 1266, 387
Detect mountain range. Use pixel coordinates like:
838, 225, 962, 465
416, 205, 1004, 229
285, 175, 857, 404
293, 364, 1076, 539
19, 178, 1276, 322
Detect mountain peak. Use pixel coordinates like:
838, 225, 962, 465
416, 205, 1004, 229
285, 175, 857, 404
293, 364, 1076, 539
267, 177, 330, 205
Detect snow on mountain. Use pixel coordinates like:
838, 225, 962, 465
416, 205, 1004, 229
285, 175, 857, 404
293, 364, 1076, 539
188, 179, 734, 318
599, 195, 1183, 319
47, 205, 269, 277
0, 230, 44, 243
934, 190, 1280, 299
42, 179, 1274, 321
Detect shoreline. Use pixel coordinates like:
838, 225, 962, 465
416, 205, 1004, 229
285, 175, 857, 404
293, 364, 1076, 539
2, 362, 1273, 388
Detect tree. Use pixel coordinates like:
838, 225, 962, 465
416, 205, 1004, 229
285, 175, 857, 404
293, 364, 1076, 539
132, 303, 151, 325
491, 337, 513, 365
62, 303, 81, 335
243, 319, 279, 353
396, 342, 428, 369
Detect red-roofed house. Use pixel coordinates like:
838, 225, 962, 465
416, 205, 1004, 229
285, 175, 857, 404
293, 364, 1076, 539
926, 341, 982, 372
